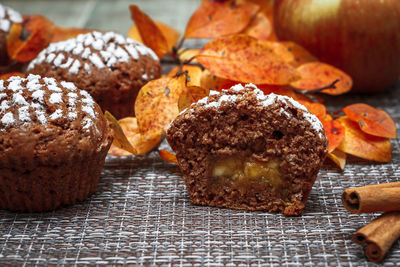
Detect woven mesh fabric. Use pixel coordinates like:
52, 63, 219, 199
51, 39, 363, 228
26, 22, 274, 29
0, 83, 399, 266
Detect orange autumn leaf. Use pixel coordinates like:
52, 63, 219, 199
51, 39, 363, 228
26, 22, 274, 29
51, 26, 92, 42
185, 0, 259, 39
321, 114, 345, 153
105, 111, 138, 155
7, 15, 55, 62
159, 149, 178, 164
178, 48, 200, 63
0, 72, 25, 81
178, 85, 209, 111
337, 116, 392, 162
343, 103, 396, 139
298, 101, 327, 121
168, 65, 203, 87
128, 20, 180, 52
245, 0, 276, 40
196, 34, 299, 85
327, 149, 347, 170
129, 5, 169, 59
107, 117, 161, 156
242, 11, 272, 41
257, 84, 309, 102
135, 75, 186, 136
271, 41, 317, 68
290, 62, 353, 95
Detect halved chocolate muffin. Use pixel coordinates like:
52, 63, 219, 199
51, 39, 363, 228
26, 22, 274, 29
27, 31, 162, 119
0, 74, 113, 212
0, 4, 23, 65
166, 84, 328, 215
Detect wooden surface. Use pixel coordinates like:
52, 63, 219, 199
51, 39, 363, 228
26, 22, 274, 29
1, 0, 400, 266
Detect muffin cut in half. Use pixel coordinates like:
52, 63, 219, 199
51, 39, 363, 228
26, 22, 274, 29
166, 84, 328, 215
27, 31, 161, 119
0, 74, 113, 212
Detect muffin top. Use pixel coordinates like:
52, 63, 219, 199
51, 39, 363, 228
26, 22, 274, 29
174, 83, 325, 139
0, 74, 105, 136
27, 31, 158, 77
0, 4, 22, 33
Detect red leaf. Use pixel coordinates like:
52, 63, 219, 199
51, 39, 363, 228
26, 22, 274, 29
343, 103, 396, 139
321, 115, 345, 153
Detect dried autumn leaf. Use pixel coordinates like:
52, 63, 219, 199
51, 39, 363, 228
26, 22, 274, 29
135, 75, 186, 136
108, 117, 161, 156
104, 111, 138, 155
178, 85, 209, 111
327, 149, 347, 170
168, 65, 203, 87
51, 26, 92, 42
246, 0, 276, 40
321, 114, 345, 153
0, 72, 25, 81
290, 62, 353, 95
196, 34, 299, 84
242, 11, 272, 41
159, 149, 178, 164
185, 0, 259, 39
337, 116, 392, 162
128, 20, 180, 52
270, 41, 317, 68
129, 5, 169, 59
298, 101, 327, 121
7, 15, 55, 62
343, 103, 396, 139
178, 48, 200, 63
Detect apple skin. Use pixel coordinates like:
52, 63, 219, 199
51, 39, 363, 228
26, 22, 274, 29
274, 0, 400, 93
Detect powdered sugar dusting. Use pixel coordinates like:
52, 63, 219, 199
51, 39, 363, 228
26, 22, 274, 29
0, 4, 22, 32
49, 109, 63, 120
186, 83, 324, 138
0, 75, 99, 134
49, 93, 63, 104
27, 31, 159, 77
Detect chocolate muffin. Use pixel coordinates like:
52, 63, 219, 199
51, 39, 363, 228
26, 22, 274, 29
166, 84, 328, 215
0, 4, 23, 66
26, 31, 162, 119
0, 74, 113, 212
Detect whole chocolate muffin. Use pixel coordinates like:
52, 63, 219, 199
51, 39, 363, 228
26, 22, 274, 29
0, 74, 113, 212
0, 4, 23, 66
27, 31, 162, 119
166, 84, 328, 215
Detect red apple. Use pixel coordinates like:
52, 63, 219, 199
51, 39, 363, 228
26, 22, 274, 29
274, 0, 400, 93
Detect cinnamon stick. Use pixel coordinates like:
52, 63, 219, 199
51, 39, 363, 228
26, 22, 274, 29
342, 182, 400, 213
353, 212, 400, 263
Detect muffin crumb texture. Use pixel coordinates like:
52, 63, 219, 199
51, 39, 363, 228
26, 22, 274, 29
167, 84, 328, 215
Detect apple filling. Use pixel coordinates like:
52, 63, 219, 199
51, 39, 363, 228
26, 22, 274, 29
210, 156, 286, 195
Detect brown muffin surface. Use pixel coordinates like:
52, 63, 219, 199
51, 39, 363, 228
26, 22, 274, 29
166, 84, 328, 215
0, 74, 113, 212
0, 4, 23, 66
27, 31, 161, 118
